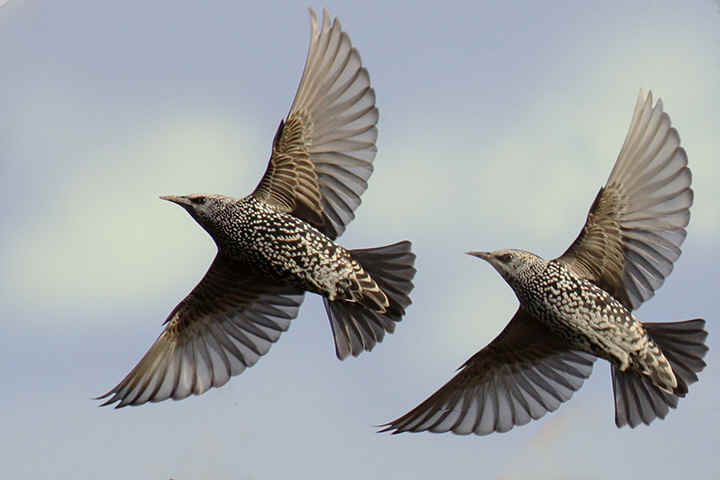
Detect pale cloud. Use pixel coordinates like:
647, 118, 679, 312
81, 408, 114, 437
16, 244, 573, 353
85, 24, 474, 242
364, 11, 720, 250
2, 112, 266, 321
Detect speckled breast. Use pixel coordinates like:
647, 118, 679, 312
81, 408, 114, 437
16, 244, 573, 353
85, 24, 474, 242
519, 261, 618, 352
210, 197, 351, 291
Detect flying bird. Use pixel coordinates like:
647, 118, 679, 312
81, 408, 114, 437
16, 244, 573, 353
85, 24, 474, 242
382, 90, 707, 435
99, 8, 415, 408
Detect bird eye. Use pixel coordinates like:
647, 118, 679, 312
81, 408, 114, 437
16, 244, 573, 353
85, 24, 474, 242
497, 253, 512, 263
192, 197, 206, 205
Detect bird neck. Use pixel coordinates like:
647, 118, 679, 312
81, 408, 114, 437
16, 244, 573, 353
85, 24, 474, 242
505, 260, 549, 306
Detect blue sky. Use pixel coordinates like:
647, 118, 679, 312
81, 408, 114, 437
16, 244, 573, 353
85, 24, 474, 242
1, 1, 719, 478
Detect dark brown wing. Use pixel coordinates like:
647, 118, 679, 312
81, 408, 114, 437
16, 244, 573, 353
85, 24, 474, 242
98, 254, 304, 407
557, 90, 692, 310
252, 8, 378, 239
380, 308, 595, 435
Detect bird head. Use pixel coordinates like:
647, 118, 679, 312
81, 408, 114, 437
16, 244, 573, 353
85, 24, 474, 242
466, 249, 546, 286
160, 194, 232, 228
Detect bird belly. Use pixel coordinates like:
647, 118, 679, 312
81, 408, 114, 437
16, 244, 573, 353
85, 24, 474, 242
225, 208, 356, 299
528, 278, 671, 385
521, 268, 646, 367
543, 307, 635, 367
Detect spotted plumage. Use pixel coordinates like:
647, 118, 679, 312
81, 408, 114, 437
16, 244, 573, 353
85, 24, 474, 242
484, 251, 677, 394
382, 90, 707, 435
98, 8, 415, 408
200, 195, 389, 310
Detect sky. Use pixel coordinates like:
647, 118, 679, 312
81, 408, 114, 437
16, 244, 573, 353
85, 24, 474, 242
1, 0, 719, 478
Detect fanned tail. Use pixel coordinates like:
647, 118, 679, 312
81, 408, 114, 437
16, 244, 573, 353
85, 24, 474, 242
324, 241, 415, 360
612, 319, 707, 428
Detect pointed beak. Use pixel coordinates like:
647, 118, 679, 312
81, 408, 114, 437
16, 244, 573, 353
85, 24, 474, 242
466, 251, 491, 261
159, 195, 186, 206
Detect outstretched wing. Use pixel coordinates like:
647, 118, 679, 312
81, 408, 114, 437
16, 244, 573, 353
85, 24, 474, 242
380, 308, 595, 435
98, 255, 304, 407
557, 90, 692, 310
252, 8, 378, 239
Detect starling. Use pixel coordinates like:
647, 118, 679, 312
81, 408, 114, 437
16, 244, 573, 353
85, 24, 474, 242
382, 90, 707, 435
98, 8, 415, 408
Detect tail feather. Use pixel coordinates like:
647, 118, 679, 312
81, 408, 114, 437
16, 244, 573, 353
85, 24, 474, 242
612, 367, 677, 427
351, 241, 415, 315
612, 319, 707, 428
643, 320, 708, 391
324, 241, 415, 360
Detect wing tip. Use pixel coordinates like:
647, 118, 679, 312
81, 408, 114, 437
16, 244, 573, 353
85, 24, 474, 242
377, 420, 414, 435
95, 392, 125, 409
375, 422, 394, 433
307, 7, 318, 35
637, 88, 654, 108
